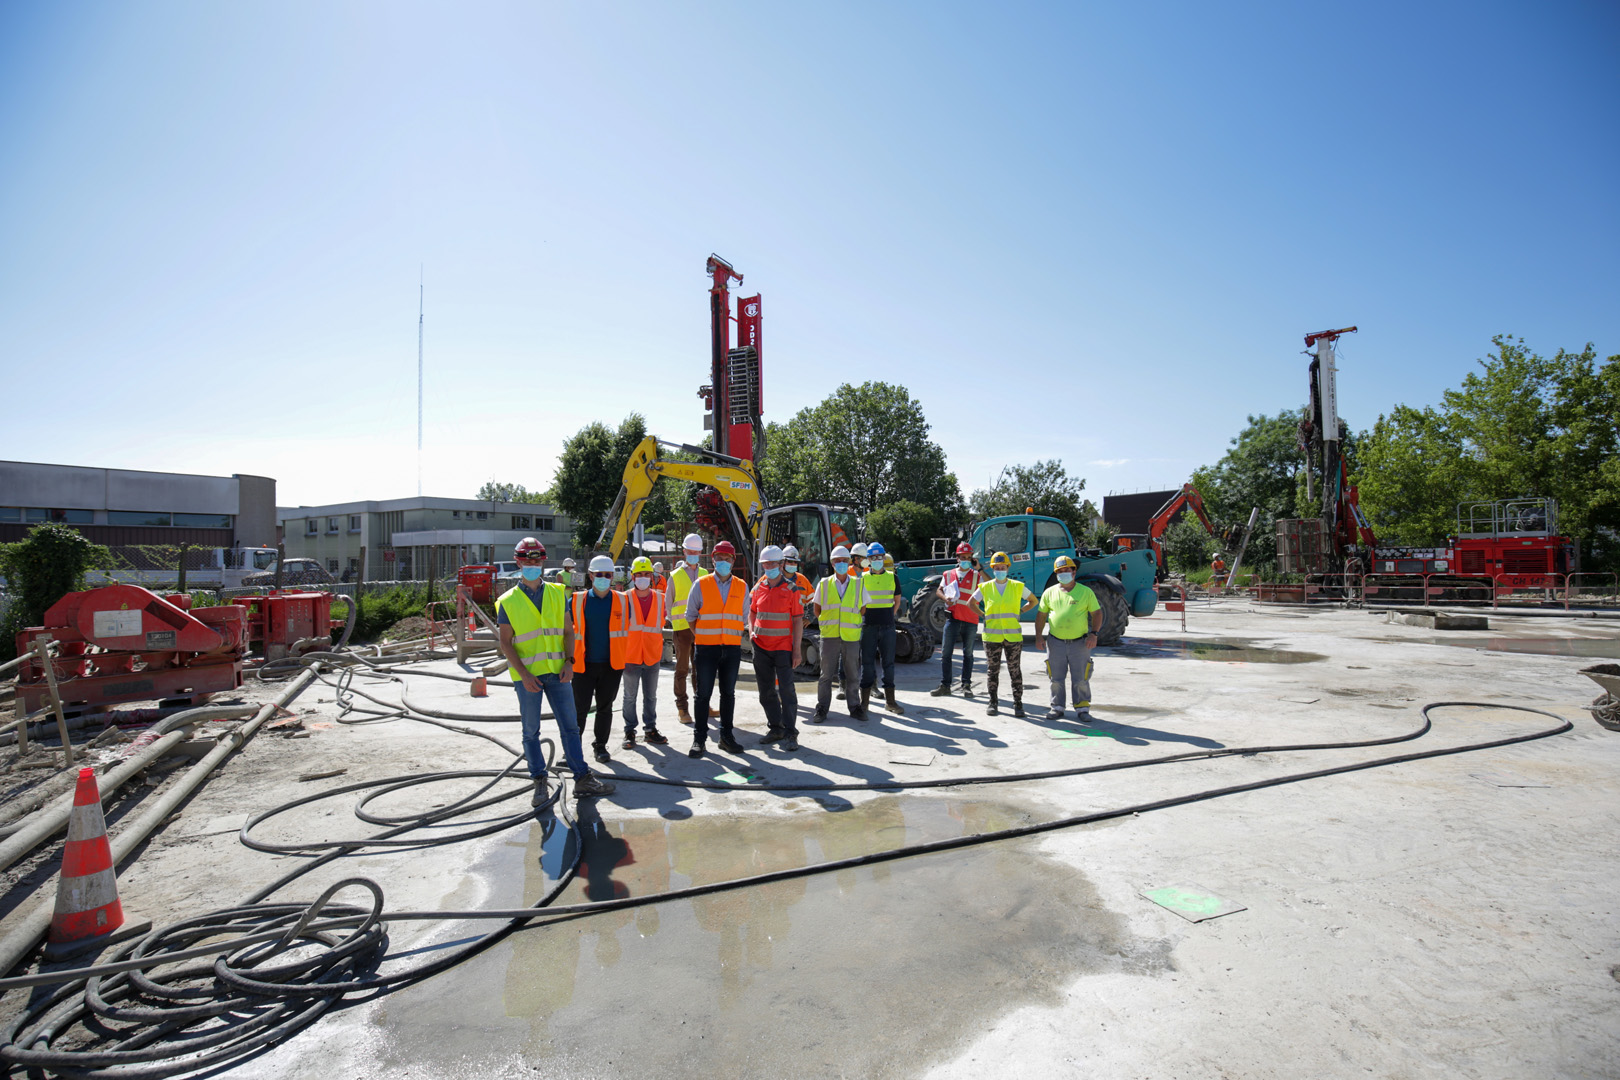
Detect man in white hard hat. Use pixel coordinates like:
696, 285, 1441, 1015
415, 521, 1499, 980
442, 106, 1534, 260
560, 557, 578, 595
747, 544, 804, 750
812, 544, 864, 722
832, 542, 870, 699
664, 533, 708, 725
572, 554, 630, 763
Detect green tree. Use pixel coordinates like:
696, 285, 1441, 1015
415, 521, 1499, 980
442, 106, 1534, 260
1161, 518, 1213, 574
475, 481, 548, 504
549, 412, 680, 550
967, 460, 1097, 544
0, 523, 112, 662
1191, 409, 1321, 573
866, 500, 945, 561
758, 382, 964, 518
1354, 405, 1468, 545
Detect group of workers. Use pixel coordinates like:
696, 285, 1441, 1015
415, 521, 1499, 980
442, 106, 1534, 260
494, 533, 1103, 807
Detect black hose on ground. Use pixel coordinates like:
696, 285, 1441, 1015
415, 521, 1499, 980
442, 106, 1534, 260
0, 693, 1573, 1078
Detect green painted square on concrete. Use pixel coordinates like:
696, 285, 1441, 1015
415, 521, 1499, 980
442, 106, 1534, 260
1047, 727, 1116, 741
713, 770, 755, 785
1139, 883, 1247, 923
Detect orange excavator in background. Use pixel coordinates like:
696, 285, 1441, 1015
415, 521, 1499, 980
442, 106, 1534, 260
1111, 483, 1219, 580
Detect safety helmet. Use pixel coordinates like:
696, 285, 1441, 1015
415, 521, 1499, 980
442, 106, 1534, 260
830, 544, 850, 560
989, 551, 1011, 570
759, 544, 784, 563
588, 554, 614, 574
683, 532, 704, 552
851, 543, 869, 557
955, 541, 974, 557
883, 554, 894, 571
1053, 555, 1077, 572
866, 541, 886, 558
515, 537, 546, 558
653, 561, 665, 573
631, 556, 653, 573
782, 544, 799, 560
562, 557, 576, 568
712, 540, 737, 558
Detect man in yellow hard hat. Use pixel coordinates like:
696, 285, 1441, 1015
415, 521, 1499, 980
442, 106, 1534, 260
1034, 555, 1103, 722
971, 551, 1037, 718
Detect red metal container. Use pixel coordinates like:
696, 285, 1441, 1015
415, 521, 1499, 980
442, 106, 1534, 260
457, 564, 497, 606
230, 591, 335, 660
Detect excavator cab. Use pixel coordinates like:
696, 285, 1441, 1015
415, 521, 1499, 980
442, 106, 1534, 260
762, 503, 861, 587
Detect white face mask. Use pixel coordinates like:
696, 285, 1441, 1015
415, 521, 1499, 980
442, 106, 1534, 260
634, 575, 651, 590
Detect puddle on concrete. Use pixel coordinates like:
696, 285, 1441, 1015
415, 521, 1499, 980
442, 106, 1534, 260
369, 795, 1170, 1078
1111, 637, 1326, 664
1364, 635, 1620, 659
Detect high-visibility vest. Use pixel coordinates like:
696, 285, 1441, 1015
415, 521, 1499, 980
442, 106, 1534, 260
624, 588, 666, 666
495, 583, 567, 681
692, 574, 746, 645
815, 574, 863, 642
572, 588, 631, 671
861, 570, 897, 611
668, 564, 706, 631
942, 567, 981, 624
791, 571, 813, 608
749, 578, 801, 652
977, 579, 1028, 642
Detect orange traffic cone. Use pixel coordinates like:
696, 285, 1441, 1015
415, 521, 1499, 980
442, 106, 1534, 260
48, 767, 124, 944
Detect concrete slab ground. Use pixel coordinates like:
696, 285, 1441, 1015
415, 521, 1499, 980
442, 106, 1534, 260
7, 602, 1617, 1078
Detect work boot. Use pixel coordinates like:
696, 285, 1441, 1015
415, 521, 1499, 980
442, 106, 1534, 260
688, 741, 706, 759
835, 689, 846, 700
593, 744, 611, 764
677, 705, 694, 726
987, 697, 1000, 717
885, 687, 905, 715
1076, 709, 1094, 725
851, 704, 868, 722
760, 727, 785, 745
860, 686, 872, 713
622, 733, 637, 750
530, 776, 550, 807
781, 734, 800, 752
717, 733, 744, 755
959, 682, 974, 698
644, 729, 670, 745
1013, 702, 1026, 719
573, 774, 616, 798
929, 683, 952, 697
810, 708, 828, 724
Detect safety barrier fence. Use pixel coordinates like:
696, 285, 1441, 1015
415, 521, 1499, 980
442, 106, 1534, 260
1491, 572, 1567, 610
1564, 572, 1619, 607
1149, 582, 1189, 631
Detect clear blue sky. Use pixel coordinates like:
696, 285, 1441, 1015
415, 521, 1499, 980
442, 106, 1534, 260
3, 1, 1615, 511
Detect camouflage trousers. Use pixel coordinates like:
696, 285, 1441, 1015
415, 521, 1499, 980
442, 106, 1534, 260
983, 640, 1024, 703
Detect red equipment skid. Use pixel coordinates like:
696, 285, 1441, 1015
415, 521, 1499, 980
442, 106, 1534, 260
230, 591, 336, 660
456, 564, 496, 607
14, 584, 246, 713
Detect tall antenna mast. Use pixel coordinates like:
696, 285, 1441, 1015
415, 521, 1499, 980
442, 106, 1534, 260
417, 267, 424, 497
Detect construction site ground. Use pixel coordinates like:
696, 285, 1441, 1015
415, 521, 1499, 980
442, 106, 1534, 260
3, 601, 1618, 1078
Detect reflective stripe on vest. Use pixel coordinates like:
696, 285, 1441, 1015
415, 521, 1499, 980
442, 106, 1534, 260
572, 588, 631, 671
978, 580, 1027, 642
669, 564, 705, 631
816, 574, 863, 642
693, 574, 746, 645
496, 583, 567, 681
861, 571, 896, 609
624, 588, 666, 666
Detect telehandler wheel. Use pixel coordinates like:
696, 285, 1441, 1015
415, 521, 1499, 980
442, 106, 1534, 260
1095, 586, 1131, 647
909, 586, 950, 638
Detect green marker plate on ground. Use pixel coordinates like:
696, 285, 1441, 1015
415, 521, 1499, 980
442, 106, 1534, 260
1047, 727, 1116, 741
712, 770, 755, 785
1139, 883, 1247, 923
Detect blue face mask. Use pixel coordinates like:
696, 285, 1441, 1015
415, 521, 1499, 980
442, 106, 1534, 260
765, 566, 782, 580
994, 569, 1009, 581
958, 560, 972, 571
520, 566, 544, 582
592, 576, 612, 593
714, 560, 732, 577
685, 552, 700, 566
1057, 572, 1075, 585
833, 561, 849, 575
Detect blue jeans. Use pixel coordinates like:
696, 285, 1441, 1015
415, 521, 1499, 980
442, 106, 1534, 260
941, 618, 978, 687
513, 672, 589, 779
860, 622, 896, 690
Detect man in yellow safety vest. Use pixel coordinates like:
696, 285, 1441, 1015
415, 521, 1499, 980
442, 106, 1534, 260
664, 533, 708, 725
858, 541, 905, 716
812, 544, 865, 722
971, 550, 1038, 718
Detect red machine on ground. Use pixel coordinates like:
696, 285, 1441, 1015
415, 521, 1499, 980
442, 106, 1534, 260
229, 591, 336, 660
455, 564, 497, 606
14, 585, 247, 712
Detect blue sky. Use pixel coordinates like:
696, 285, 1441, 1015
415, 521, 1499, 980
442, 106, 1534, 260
2, 1, 1615, 511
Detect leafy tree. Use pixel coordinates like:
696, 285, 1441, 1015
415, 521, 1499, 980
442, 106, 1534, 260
0, 523, 112, 662
1191, 409, 1321, 573
1161, 518, 1213, 574
967, 460, 1096, 544
759, 382, 964, 519
867, 500, 945, 561
475, 481, 548, 504
549, 412, 681, 550
1354, 405, 1468, 545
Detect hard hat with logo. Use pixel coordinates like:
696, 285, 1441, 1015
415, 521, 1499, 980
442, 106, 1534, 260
515, 537, 546, 558
865, 541, 886, 558
851, 543, 869, 557
830, 544, 850, 561
1054, 555, 1077, 572
683, 532, 704, 552
712, 540, 736, 558
631, 556, 654, 573
588, 555, 615, 574
989, 551, 1011, 570
759, 544, 784, 563
955, 541, 974, 557
782, 545, 799, 560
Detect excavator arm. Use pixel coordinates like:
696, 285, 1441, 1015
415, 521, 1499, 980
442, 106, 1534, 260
598, 436, 766, 565
1144, 483, 1218, 574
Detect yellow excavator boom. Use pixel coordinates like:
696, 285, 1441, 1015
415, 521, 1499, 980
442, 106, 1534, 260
598, 436, 766, 564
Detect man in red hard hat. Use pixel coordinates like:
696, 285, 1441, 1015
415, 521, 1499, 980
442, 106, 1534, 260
683, 539, 746, 757
931, 541, 983, 698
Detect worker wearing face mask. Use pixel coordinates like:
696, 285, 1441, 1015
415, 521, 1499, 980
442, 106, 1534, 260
495, 538, 615, 803
931, 542, 983, 699
831, 541, 870, 700
812, 544, 864, 723
971, 551, 1038, 718
782, 545, 814, 609
1034, 555, 1102, 723
747, 545, 804, 751
620, 556, 671, 749
685, 540, 746, 757
858, 541, 905, 716
572, 554, 631, 765
664, 533, 708, 726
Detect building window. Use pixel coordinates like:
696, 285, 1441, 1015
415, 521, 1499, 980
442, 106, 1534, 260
476, 511, 488, 520
305, 519, 318, 536
348, 557, 359, 572
326, 517, 339, 534
511, 515, 530, 529
173, 513, 232, 528
453, 510, 461, 518
0, 507, 19, 523
108, 511, 173, 527
536, 517, 554, 532
24, 508, 49, 523
348, 515, 362, 533
44, 509, 94, 524
327, 558, 340, 573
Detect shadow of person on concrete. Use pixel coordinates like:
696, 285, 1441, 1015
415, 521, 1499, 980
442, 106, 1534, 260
1020, 709, 1224, 749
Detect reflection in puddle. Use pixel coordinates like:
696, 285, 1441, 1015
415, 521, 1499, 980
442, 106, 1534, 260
373, 796, 1169, 1078
1109, 637, 1327, 664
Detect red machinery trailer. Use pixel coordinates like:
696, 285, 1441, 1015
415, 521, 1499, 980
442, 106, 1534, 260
229, 591, 337, 660
13, 585, 247, 713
